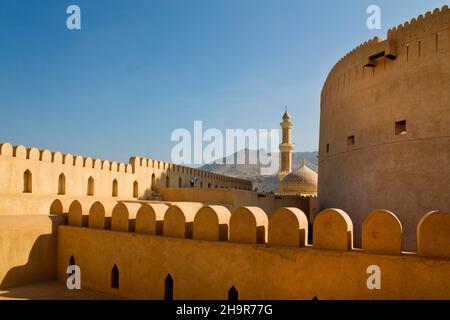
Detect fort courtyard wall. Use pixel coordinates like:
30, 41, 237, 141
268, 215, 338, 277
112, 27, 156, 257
0, 142, 252, 206
0, 140, 313, 291
158, 188, 312, 216
0, 141, 254, 216
0, 215, 65, 289
50, 202, 450, 300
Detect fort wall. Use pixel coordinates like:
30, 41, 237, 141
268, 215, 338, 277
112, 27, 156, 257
0, 141, 252, 215
159, 188, 312, 216
0, 215, 65, 289
318, 6, 450, 250
49, 199, 450, 300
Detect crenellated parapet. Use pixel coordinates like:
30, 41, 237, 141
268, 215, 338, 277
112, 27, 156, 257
387, 6, 450, 43
54, 199, 450, 299
59, 198, 450, 260
321, 5, 450, 99
0, 142, 133, 173
0, 141, 252, 202
130, 156, 246, 186
0, 142, 251, 188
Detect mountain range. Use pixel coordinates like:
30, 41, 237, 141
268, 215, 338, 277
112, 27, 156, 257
200, 150, 318, 192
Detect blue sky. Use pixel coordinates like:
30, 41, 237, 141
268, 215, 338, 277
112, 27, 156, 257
0, 0, 448, 163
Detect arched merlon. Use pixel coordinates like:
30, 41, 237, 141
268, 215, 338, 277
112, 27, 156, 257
101, 160, 110, 171
27, 147, 40, 160
193, 206, 231, 241
49, 198, 74, 222
110, 161, 118, 172
13, 145, 26, 158
88, 201, 116, 230
84, 157, 93, 168
269, 207, 308, 247
229, 207, 268, 244
63, 154, 73, 165
68, 200, 84, 227
52, 152, 63, 164
111, 202, 142, 232
74, 156, 83, 167
0, 143, 13, 156
313, 209, 353, 251
93, 159, 102, 169
49, 199, 64, 216
418, 211, 450, 259
62, 201, 450, 260
69, 198, 115, 227
40, 149, 52, 162
135, 203, 168, 235
362, 210, 402, 255
163, 203, 204, 239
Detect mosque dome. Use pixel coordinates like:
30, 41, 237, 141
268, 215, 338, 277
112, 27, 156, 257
278, 161, 318, 196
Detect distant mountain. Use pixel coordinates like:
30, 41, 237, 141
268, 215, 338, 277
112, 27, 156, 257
200, 150, 318, 192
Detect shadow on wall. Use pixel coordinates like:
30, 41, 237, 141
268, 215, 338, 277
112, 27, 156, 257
0, 215, 63, 295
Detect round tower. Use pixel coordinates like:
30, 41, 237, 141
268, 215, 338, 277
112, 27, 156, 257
278, 108, 295, 181
318, 6, 450, 251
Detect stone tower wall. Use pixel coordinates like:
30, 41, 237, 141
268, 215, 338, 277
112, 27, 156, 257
318, 6, 450, 250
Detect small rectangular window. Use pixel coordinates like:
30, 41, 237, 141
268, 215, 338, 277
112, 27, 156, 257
436, 34, 439, 53
326, 144, 330, 153
395, 120, 407, 136
406, 44, 409, 62
347, 136, 355, 146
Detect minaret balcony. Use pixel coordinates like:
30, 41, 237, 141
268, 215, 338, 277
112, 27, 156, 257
279, 143, 294, 152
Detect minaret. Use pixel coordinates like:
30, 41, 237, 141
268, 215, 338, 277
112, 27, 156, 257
278, 107, 295, 181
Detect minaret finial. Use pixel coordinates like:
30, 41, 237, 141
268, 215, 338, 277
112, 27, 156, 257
282, 107, 291, 121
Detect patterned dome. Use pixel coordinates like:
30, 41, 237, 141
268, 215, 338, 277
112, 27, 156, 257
278, 162, 318, 195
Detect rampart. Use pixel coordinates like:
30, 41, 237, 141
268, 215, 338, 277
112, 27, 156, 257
29, 198, 450, 300
0, 141, 252, 215
0, 140, 312, 292
158, 188, 313, 215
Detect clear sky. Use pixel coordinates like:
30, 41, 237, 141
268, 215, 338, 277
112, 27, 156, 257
0, 0, 448, 163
